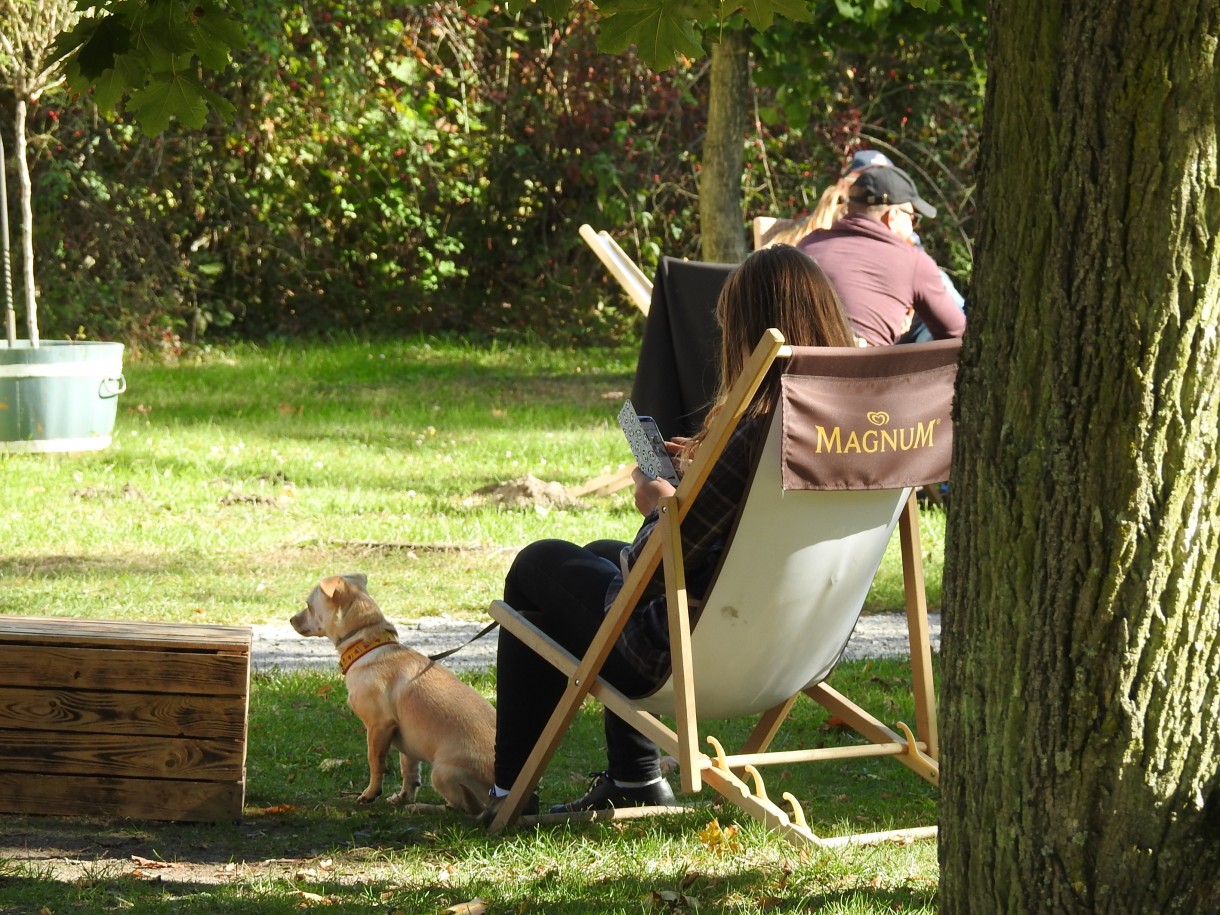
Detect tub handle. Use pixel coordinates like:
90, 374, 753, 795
100, 375, 127, 398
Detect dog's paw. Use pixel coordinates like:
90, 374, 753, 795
387, 790, 417, 806
357, 788, 381, 804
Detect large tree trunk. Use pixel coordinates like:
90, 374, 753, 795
939, 1, 1220, 912
699, 29, 750, 264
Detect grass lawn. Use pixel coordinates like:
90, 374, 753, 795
0, 337, 945, 912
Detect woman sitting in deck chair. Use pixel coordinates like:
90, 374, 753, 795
480, 246, 856, 822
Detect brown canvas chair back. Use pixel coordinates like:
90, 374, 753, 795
638, 338, 959, 721
781, 339, 958, 490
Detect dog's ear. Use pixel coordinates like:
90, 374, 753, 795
319, 575, 347, 600
341, 573, 369, 591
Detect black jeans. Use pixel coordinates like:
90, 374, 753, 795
493, 538, 661, 791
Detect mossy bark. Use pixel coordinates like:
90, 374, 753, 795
940, 0, 1220, 911
699, 29, 750, 264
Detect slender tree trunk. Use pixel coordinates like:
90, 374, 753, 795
1, 129, 14, 347
699, 29, 750, 264
940, 1, 1220, 912
15, 97, 37, 346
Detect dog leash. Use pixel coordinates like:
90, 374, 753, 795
427, 620, 499, 662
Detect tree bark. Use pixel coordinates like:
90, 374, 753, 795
699, 29, 750, 264
16, 96, 37, 346
940, 1, 1220, 912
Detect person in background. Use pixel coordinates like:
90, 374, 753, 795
760, 150, 894, 248
807, 149, 894, 232
479, 246, 856, 823
797, 166, 966, 346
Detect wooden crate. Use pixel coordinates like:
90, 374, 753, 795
0, 616, 251, 823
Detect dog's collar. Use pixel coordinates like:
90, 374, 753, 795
338, 630, 398, 675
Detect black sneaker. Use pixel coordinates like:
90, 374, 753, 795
477, 790, 539, 828
549, 772, 675, 814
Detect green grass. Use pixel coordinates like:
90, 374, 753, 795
0, 337, 944, 625
0, 661, 939, 913
0, 338, 945, 912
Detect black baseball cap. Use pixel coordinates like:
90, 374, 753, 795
848, 166, 937, 218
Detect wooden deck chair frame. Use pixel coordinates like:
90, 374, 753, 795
579, 224, 653, 315
752, 214, 816, 250
487, 330, 955, 847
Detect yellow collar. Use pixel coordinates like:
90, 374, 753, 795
338, 630, 397, 675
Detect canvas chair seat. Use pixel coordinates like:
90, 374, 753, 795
488, 330, 960, 847
639, 452, 909, 721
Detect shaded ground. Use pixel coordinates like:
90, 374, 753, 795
0, 801, 460, 890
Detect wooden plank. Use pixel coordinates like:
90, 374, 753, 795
0, 644, 249, 696
0, 616, 251, 654
0, 772, 244, 822
0, 729, 246, 781
0, 685, 247, 739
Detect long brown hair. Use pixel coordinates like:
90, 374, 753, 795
688, 245, 853, 452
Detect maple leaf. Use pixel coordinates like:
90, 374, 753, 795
596, 0, 706, 70
697, 817, 742, 854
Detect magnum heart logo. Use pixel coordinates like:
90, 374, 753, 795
867, 411, 890, 426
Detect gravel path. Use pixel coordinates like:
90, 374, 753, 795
252, 612, 941, 674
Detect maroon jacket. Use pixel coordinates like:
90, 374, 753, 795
797, 213, 966, 346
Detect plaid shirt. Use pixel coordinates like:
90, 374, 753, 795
606, 417, 763, 686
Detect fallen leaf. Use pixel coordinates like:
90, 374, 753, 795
295, 889, 334, 904
442, 900, 488, 914
131, 855, 174, 869
644, 889, 698, 911
315, 684, 335, 697
261, 804, 297, 815
697, 818, 741, 855
319, 758, 348, 771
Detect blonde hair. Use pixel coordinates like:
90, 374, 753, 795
808, 176, 853, 231
686, 245, 853, 453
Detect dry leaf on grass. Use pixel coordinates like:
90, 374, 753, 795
644, 889, 699, 911
295, 888, 336, 905
442, 900, 489, 914
697, 818, 742, 855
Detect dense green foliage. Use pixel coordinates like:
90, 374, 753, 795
6, 0, 984, 349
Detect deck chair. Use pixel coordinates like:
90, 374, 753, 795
752, 215, 817, 249
579, 224, 653, 315
574, 253, 734, 499
630, 256, 735, 438
488, 330, 959, 847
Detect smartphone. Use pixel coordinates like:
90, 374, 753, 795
618, 400, 681, 486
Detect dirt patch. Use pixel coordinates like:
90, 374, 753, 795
468, 475, 583, 509
0, 807, 444, 890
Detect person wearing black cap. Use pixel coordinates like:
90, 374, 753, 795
760, 149, 894, 249
796, 165, 966, 346
805, 149, 894, 231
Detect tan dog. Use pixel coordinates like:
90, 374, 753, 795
290, 574, 495, 815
